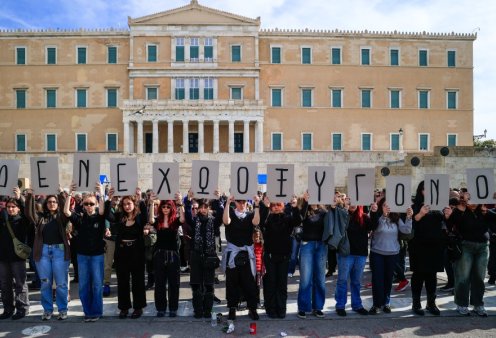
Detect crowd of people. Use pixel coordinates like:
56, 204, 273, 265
0, 181, 495, 328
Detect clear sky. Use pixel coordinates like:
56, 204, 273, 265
1, 0, 494, 140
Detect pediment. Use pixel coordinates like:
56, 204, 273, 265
129, 1, 260, 26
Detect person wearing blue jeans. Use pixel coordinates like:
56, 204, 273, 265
288, 237, 300, 277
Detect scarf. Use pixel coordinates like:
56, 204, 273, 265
193, 214, 216, 255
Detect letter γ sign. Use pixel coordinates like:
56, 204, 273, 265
347, 168, 375, 206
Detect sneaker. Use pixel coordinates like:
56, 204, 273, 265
472, 306, 488, 317
0, 311, 13, 320
353, 308, 369, 315
368, 306, 380, 315
130, 309, 143, 319
89, 316, 100, 322
336, 309, 347, 317
103, 284, 111, 297
12, 311, 27, 320
382, 305, 392, 314
439, 284, 454, 292
156, 311, 165, 318
395, 279, 410, 292
456, 305, 470, 316
41, 312, 52, 321
169, 311, 177, 318
180, 266, 190, 273
312, 310, 325, 318
83, 316, 92, 322
297, 311, 306, 319
57, 312, 68, 320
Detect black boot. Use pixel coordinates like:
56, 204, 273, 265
192, 289, 204, 318
426, 294, 440, 316
228, 307, 236, 321
203, 291, 214, 318
412, 295, 424, 316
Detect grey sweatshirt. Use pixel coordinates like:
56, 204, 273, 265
370, 216, 412, 255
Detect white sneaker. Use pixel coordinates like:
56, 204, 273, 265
57, 311, 68, 320
456, 306, 470, 316
41, 312, 52, 321
472, 306, 488, 317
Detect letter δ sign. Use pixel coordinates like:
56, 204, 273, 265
386, 176, 412, 213
30, 157, 59, 195
266, 164, 294, 203
466, 168, 496, 204
73, 154, 100, 191
424, 174, 450, 210
308, 166, 335, 205
230, 162, 258, 200
110, 158, 138, 196
347, 168, 375, 206
153, 162, 179, 200
0, 159, 20, 196
191, 160, 219, 199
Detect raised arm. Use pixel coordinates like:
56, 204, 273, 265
223, 195, 235, 225
24, 189, 38, 225
252, 195, 260, 226
95, 182, 105, 216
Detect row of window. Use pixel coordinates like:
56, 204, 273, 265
14, 88, 119, 109
15, 133, 118, 152
15, 45, 118, 65
271, 133, 458, 151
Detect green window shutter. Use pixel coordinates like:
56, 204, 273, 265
204, 46, 213, 60
448, 51, 456, 67
47, 90, 56, 108
190, 46, 199, 60
420, 134, 428, 150
332, 134, 342, 150
77, 89, 86, 107
77, 47, 86, 64
231, 88, 242, 100
302, 48, 311, 64
391, 134, 400, 150
271, 89, 281, 107
447, 92, 457, 109
272, 134, 282, 150
331, 48, 341, 65
47, 48, 56, 64
148, 45, 157, 62
448, 135, 457, 146
362, 134, 371, 151
419, 91, 428, 108
332, 90, 341, 107
107, 134, 117, 151
175, 88, 185, 100
107, 89, 117, 107
271, 47, 281, 64
47, 135, 56, 151
232, 46, 241, 62
390, 49, 399, 66
16, 134, 26, 152
419, 50, 428, 66
302, 134, 312, 150
361, 49, 370, 65
147, 87, 157, 100
16, 90, 26, 109
190, 88, 199, 100
17, 48, 26, 65
362, 90, 371, 108
176, 46, 184, 62
302, 89, 312, 107
204, 88, 213, 100
108, 46, 117, 64
391, 90, 400, 108
77, 134, 86, 151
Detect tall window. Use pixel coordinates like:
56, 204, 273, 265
331, 89, 342, 108
419, 90, 429, 109
271, 88, 282, 107
16, 47, 26, 65
301, 47, 311, 64
77, 47, 87, 64
231, 87, 242, 100
272, 133, 282, 151
231, 45, 241, 62
175, 79, 185, 100
190, 38, 199, 62
332, 133, 342, 151
447, 91, 457, 109
302, 133, 312, 150
234, 133, 243, 153
419, 133, 429, 150
16, 134, 26, 152
271, 47, 281, 64
390, 133, 400, 151
390, 48, 399, 66
107, 88, 117, 107
390, 90, 400, 108
204, 38, 213, 62
301, 89, 312, 107
447, 50, 456, 67
147, 44, 157, 62
16, 89, 26, 109
46, 134, 57, 152
76, 89, 87, 108
46, 47, 56, 64
361, 48, 370, 65
447, 134, 457, 146
361, 133, 372, 151
108, 46, 117, 64
76, 133, 87, 152
176, 38, 184, 62
107, 133, 118, 151
189, 78, 199, 100
46, 89, 56, 108
419, 49, 428, 66
204, 78, 214, 100
361, 89, 371, 108
331, 47, 341, 65
146, 87, 158, 100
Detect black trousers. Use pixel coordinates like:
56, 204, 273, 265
226, 262, 258, 309
189, 251, 215, 315
411, 270, 437, 301
263, 254, 289, 316
153, 250, 180, 312
115, 244, 146, 310
0, 261, 29, 313
327, 247, 337, 274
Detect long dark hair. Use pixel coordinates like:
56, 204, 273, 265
156, 200, 178, 230
42, 194, 60, 215
377, 197, 400, 225
412, 181, 424, 206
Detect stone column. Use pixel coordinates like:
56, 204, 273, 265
198, 120, 204, 154
256, 120, 263, 153
243, 120, 250, 153
182, 120, 189, 154
168, 120, 174, 153
152, 120, 159, 154
228, 120, 235, 153
123, 120, 130, 153
213, 120, 220, 153
137, 120, 143, 154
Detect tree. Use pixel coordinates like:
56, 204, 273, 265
474, 139, 496, 148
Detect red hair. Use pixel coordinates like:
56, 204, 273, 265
351, 205, 366, 228
156, 200, 178, 230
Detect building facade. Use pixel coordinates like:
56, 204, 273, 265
0, 0, 476, 155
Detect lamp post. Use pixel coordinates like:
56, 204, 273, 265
399, 128, 404, 154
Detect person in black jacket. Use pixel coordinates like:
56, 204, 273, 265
0, 187, 31, 320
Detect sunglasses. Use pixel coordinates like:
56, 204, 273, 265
192, 207, 198, 210
84, 202, 96, 206
162, 205, 172, 209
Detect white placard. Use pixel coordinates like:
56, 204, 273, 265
153, 162, 180, 200
30, 157, 59, 195
466, 168, 496, 204
110, 158, 138, 196
424, 174, 450, 210
191, 160, 219, 199
73, 154, 100, 191
230, 162, 258, 200
308, 166, 335, 205
0, 159, 20, 196
386, 176, 412, 213
266, 164, 294, 203
347, 168, 375, 206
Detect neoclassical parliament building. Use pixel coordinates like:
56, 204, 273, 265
0, 0, 476, 156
